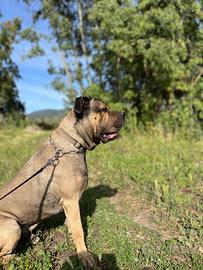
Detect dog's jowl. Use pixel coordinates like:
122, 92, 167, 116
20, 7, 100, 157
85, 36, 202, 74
0, 96, 125, 268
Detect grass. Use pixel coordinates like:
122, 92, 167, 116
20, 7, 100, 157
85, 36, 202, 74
0, 127, 202, 269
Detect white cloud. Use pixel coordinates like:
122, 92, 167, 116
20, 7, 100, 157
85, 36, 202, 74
17, 81, 64, 113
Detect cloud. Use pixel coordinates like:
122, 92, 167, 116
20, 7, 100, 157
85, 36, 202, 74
17, 81, 64, 113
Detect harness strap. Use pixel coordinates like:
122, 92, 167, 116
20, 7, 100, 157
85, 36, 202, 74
0, 148, 83, 201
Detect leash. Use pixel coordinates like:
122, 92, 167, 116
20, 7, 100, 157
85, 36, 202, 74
0, 148, 83, 201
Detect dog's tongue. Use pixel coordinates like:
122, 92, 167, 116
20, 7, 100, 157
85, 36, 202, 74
102, 132, 118, 140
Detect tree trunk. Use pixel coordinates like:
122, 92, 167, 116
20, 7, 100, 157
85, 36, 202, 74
76, 0, 92, 85
59, 49, 74, 90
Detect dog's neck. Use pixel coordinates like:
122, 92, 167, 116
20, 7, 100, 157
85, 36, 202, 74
52, 111, 98, 151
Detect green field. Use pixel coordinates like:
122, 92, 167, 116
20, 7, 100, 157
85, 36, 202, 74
0, 128, 202, 270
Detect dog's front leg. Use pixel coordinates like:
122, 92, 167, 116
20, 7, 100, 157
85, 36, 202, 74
62, 198, 95, 268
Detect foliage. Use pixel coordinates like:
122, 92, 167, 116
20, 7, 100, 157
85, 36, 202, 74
89, 0, 203, 129
21, 0, 203, 130
0, 15, 25, 122
0, 128, 202, 269
30, 117, 63, 130
21, 0, 94, 107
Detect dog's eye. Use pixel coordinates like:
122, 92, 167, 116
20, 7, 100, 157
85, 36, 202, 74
102, 108, 108, 112
95, 107, 108, 113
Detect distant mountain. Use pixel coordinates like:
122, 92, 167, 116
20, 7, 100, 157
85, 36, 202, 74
27, 109, 68, 120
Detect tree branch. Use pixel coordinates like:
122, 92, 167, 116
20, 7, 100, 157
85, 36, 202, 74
191, 67, 203, 86
76, 0, 92, 85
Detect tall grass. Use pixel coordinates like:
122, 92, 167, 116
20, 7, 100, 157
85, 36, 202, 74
0, 127, 202, 269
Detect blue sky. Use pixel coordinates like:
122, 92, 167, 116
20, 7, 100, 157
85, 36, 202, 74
0, 0, 65, 113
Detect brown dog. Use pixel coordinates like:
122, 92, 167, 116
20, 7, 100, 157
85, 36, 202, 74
0, 96, 125, 268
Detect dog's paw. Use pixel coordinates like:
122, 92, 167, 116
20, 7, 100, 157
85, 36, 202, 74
30, 235, 40, 245
78, 251, 96, 269
1, 254, 14, 269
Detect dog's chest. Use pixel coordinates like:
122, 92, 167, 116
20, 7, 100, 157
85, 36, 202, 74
56, 153, 88, 193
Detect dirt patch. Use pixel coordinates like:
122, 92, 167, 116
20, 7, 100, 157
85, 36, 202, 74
43, 230, 76, 270
110, 185, 179, 241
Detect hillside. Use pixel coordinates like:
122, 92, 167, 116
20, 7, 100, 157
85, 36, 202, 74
27, 109, 67, 120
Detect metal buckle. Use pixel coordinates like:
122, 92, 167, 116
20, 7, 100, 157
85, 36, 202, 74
56, 149, 64, 157
74, 142, 82, 149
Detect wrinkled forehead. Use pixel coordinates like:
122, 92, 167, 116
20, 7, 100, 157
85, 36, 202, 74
90, 98, 110, 112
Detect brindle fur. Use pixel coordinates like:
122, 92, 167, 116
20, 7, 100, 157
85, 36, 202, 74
0, 97, 125, 268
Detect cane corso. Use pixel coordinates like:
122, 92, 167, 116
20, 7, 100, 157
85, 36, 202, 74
0, 96, 125, 268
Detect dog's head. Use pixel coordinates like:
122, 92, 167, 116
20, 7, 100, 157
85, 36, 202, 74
74, 96, 125, 144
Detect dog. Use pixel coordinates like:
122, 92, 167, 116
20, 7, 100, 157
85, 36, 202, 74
0, 96, 125, 268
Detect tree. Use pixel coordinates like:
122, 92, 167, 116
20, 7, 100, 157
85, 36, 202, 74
0, 15, 25, 120
23, 0, 203, 129
22, 0, 95, 107
89, 0, 203, 128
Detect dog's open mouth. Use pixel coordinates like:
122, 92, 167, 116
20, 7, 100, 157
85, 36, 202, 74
101, 132, 119, 142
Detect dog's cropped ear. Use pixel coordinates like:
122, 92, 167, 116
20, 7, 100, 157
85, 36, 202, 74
74, 96, 91, 116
